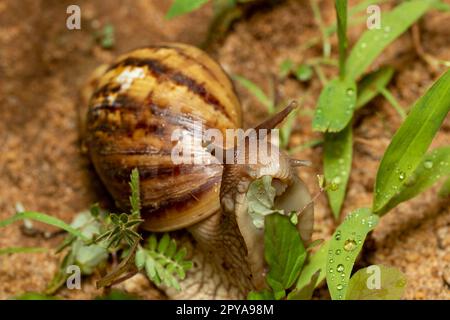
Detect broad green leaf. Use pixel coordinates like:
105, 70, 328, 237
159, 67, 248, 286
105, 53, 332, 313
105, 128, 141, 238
0, 247, 47, 255
312, 77, 357, 132
335, 0, 348, 77
373, 69, 450, 214
346, 265, 407, 300
165, 0, 210, 19
295, 241, 328, 290
247, 176, 281, 229
69, 211, 109, 275
247, 290, 275, 300
0, 211, 87, 241
233, 75, 274, 113
324, 124, 353, 219
439, 177, 450, 197
287, 271, 320, 300
377, 147, 450, 215
356, 66, 394, 109
346, 0, 435, 80
326, 208, 379, 300
265, 214, 307, 299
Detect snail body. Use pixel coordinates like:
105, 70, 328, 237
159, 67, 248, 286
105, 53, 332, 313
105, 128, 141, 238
83, 44, 313, 299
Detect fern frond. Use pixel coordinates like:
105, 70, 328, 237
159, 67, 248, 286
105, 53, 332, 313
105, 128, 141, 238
129, 168, 141, 217
136, 234, 193, 291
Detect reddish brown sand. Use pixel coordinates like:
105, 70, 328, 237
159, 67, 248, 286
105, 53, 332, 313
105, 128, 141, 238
0, 0, 449, 299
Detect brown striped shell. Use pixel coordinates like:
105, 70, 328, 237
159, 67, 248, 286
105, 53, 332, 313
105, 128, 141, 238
85, 43, 242, 232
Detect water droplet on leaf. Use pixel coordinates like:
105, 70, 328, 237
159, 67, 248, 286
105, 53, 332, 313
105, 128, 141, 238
344, 239, 357, 251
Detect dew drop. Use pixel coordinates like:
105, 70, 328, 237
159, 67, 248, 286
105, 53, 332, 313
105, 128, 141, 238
398, 171, 406, 181
424, 160, 433, 169
344, 239, 357, 251
335, 249, 341, 255
337, 264, 345, 273
335, 232, 342, 241
346, 88, 355, 96
337, 284, 344, 291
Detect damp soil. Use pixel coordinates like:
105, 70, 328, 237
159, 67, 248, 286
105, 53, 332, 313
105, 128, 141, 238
0, 0, 449, 299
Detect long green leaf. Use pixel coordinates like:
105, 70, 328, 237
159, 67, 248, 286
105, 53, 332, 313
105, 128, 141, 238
346, 0, 435, 80
326, 208, 379, 300
356, 66, 394, 109
0, 212, 88, 240
165, 0, 210, 19
324, 124, 353, 219
335, 0, 348, 77
373, 69, 450, 214
265, 213, 306, 300
377, 147, 450, 215
0, 247, 47, 255
312, 77, 357, 132
233, 75, 274, 113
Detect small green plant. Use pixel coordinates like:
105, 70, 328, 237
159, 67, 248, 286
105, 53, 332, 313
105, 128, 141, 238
0, 169, 192, 297
311, 0, 446, 219
248, 67, 449, 300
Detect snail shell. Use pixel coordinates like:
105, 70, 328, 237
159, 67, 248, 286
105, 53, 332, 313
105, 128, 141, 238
85, 43, 242, 232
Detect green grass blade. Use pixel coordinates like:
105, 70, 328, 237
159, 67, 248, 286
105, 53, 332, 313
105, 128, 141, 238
0, 212, 87, 240
295, 241, 328, 291
335, 0, 348, 78
373, 69, 450, 214
356, 66, 394, 109
324, 124, 353, 219
0, 247, 47, 255
347, 0, 434, 80
376, 147, 450, 215
233, 75, 274, 113
165, 0, 210, 19
312, 77, 357, 132
326, 208, 379, 300
379, 87, 406, 120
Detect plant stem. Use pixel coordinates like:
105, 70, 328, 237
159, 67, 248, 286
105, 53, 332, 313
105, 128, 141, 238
310, 0, 331, 58
313, 64, 328, 86
379, 87, 407, 120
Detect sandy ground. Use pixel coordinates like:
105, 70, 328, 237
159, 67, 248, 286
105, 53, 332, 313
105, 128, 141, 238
0, 0, 449, 299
